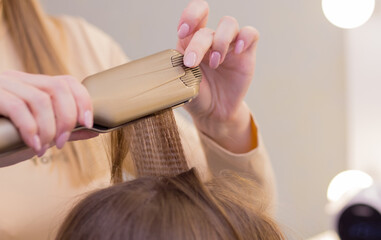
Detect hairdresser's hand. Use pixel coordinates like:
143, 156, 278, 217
177, 0, 258, 153
0, 71, 97, 159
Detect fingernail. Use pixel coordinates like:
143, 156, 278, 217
37, 144, 49, 157
178, 23, 190, 39
37, 151, 45, 158
32, 135, 41, 152
235, 40, 245, 54
209, 51, 221, 69
84, 110, 93, 128
184, 52, 197, 67
56, 131, 70, 149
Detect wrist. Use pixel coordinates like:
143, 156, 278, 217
194, 103, 258, 153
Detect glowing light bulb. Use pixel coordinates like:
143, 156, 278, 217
327, 170, 373, 202
322, 0, 375, 29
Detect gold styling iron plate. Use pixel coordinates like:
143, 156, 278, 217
0, 49, 202, 157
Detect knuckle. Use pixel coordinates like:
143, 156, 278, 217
8, 99, 26, 113
256, 31, 261, 41
7, 104, 37, 135
186, 12, 203, 24
76, 84, 89, 98
222, 16, 238, 27
52, 78, 69, 92
201, 1, 209, 11
239, 26, 260, 43
252, 28, 260, 39
64, 75, 88, 97
197, 27, 213, 36
188, 0, 209, 17
244, 26, 260, 36
62, 75, 77, 81
35, 92, 51, 108
59, 115, 77, 130
23, 122, 37, 136
62, 75, 79, 85
73, 85, 91, 109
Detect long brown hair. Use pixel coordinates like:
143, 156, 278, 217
58, 107, 285, 239
1, 0, 104, 185
2, 0, 67, 74
57, 168, 285, 240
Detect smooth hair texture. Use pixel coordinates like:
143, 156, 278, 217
57, 168, 285, 240
1, 0, 104, 186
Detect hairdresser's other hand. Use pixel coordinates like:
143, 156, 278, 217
177, 0, 258, 153
0, 71, 97, 158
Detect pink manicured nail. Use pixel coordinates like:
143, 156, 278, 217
184, 52, 197, 67
32, 135, 41, 152
84, 110, 93, 128
209, 51, 221, 69
178, 23, 190, 39
37, 144, 49, 157
37, 151, 45, 158
235, 40, 245, 54
56, 131, 70, 149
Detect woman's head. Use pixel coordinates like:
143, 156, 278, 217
57, 168, 284, 240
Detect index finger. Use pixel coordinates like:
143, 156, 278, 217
61, 75, 94, 129
177, 0, 209, 39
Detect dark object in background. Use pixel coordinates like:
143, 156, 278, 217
338, 203, 381, 239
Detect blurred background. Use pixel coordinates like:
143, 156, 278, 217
41, 0, 381, 239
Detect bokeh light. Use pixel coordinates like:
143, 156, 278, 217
322, 0, 375, 29
327, 170, 373, 202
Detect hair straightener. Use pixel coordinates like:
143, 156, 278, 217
0, 49, 202, 157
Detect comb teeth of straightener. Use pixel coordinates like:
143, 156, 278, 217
171, 53, 202, 87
